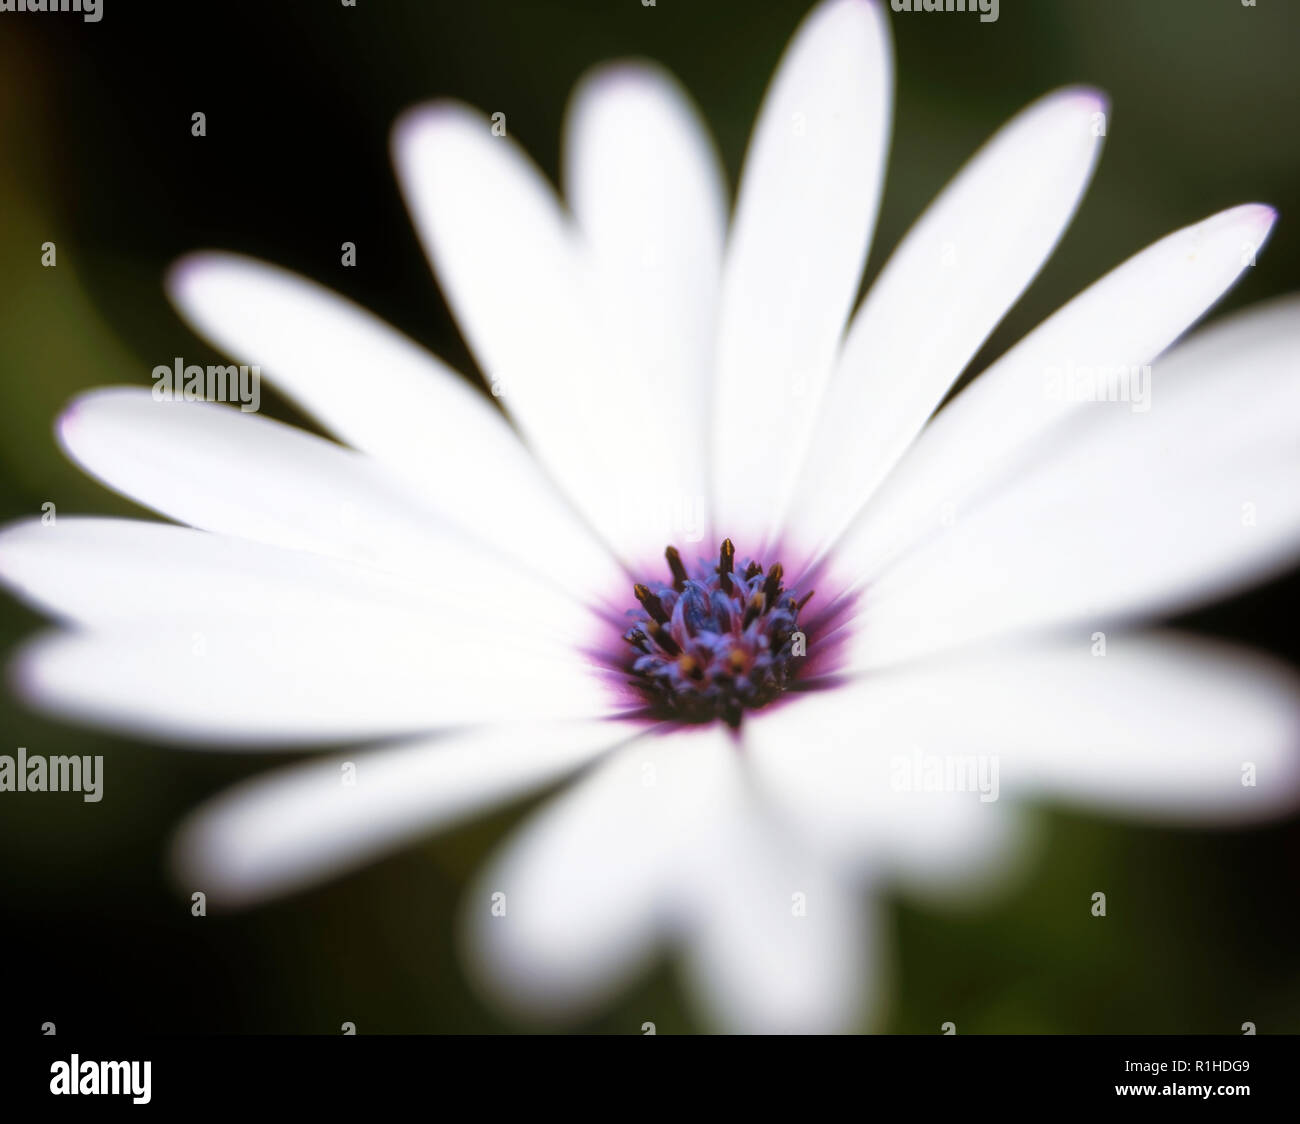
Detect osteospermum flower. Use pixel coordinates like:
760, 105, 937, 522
3, 0, 1299, 1032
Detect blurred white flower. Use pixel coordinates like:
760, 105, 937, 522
3, 0, 1299, 1032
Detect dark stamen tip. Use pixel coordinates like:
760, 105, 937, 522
717, 539, 735, 594
762, 562, 784, 608
633, 582, 670, 623
665, 545, 688, 591
647, 619, 681, 656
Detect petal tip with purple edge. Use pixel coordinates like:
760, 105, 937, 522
164, 250, 223, 305
1241, 201, 1279, 231
55, 396, 85, 449
1056, 84, 1110, 116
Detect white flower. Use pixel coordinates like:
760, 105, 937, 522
3, 0, 1299, 1033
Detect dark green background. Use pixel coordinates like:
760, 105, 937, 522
1, 0, 1298, 1033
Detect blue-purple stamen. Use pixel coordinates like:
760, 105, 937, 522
622, 539, 813, 728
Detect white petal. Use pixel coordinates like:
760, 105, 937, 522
788, 87, 1106, 553
55, 389, 588, 641
842, 203, 1278, 577
171, 720, 629, 907
744, 686, 1027, 899
713, 0, 892, 545
461, 726, 733, 1021
166, 253, 613, 596
844, 295, 1300, 667
563, 62, 727, 553
676, 782, 874, 1033
396, 96, 719, 562
0, 517, 528, 633
463, 723, 872, 1032
14, 617, 618, 746
60, 387, 447, 561
798, 635, 1300, 823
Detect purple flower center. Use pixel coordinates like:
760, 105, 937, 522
620, 539, 815, 728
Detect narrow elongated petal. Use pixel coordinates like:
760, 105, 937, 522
744, 686, 1027, 895
563, 63, 727, 552
462, 727, 733, 1020
788, 87, 1106, 553
843, 295, 1300, 668
54, 389, 587, 640
167, 254, 614, 596
171, 721, 630, 907
15, 617, 618, 745
762, 635, 1300, 825
677, 785, 874, 1033
712, 0, 892, 544
59, 387, 453, 564
0, 517, 468, 626
464, 723, 872, 1033
394, 103, 613, 542
395, 82, 724, 561
842, 204, 1278, 576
